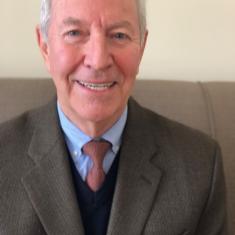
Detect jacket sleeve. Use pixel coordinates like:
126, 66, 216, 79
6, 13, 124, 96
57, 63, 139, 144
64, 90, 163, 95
195, 144, 228, 235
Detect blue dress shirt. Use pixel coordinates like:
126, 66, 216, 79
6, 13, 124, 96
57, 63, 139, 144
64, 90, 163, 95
57, 103, 127, 181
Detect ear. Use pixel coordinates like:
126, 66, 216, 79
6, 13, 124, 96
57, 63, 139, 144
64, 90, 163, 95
36, 25, 51, 72
136, 30, 148, 74
140, 30, 148, 58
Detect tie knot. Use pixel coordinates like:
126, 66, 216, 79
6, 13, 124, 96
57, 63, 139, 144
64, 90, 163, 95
82, 139, 111, 167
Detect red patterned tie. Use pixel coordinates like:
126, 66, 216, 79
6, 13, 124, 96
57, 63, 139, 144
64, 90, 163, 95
82, 139, 111, 192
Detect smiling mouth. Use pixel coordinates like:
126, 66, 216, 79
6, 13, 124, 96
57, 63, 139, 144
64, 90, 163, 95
77, 80, 116, 91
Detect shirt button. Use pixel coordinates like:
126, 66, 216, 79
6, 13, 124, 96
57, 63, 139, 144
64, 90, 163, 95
73, 151, 78, 157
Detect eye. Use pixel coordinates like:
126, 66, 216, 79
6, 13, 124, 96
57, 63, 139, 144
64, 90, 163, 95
63, 29, 88, 43
66, 30, 81, 37
111, 32, 129, 40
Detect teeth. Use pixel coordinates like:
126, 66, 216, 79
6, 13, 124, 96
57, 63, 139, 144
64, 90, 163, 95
78, 81, 114, 90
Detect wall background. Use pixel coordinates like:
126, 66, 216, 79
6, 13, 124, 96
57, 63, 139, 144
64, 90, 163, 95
0, 0, 235, 81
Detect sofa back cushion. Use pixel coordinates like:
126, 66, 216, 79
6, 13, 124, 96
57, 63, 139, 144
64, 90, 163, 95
0, 78, 234, 234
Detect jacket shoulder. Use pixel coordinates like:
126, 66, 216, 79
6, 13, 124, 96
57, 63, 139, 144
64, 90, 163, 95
128, 98, 219, 160
0, 111, 36, 167
0, 99, 57, 149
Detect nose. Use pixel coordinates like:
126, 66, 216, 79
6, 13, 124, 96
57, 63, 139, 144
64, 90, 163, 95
83, 31, 113, 71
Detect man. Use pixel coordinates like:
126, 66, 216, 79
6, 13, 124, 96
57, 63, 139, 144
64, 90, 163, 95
0, 0, 227, 234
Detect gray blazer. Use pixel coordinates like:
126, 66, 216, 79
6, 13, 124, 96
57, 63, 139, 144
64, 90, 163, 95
0, 98, 227, 235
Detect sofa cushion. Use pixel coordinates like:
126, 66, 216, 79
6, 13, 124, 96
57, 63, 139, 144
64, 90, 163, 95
0, 78, 234, 234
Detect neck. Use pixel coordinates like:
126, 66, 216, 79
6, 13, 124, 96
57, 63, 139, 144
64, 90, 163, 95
59, 105, 125, 138
74, 119, 117, 138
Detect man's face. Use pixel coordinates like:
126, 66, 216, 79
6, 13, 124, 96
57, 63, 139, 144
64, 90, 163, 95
38, 0, 147, 136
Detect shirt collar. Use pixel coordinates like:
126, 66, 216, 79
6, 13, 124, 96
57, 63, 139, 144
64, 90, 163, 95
57, 102, 127, 154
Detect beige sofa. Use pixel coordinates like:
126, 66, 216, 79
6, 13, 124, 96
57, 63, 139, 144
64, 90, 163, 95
0, 79, 234, 234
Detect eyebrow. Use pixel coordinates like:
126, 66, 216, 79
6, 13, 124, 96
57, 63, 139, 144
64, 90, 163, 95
62, 17, 83, 26
107, 22, 136, 36
61, 17, 135, 33
107, 21, 134, 32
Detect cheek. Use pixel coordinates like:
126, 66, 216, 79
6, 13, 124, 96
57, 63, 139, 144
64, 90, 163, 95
48, 46, 82, 100
115, 48, 142, 78
48, 45, 81, 79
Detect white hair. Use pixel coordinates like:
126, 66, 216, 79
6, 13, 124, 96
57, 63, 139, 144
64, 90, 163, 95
40, 0, 146, 43
40, 0, 51, 41
136, 0, 147, 42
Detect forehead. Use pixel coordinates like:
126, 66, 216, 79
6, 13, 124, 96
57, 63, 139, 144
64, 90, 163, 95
50, 0, 139, 27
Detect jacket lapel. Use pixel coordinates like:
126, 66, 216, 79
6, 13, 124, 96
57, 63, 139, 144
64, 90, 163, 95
21, 100, 84, 235
20, 98, 164, 235
107, 99, 163, 235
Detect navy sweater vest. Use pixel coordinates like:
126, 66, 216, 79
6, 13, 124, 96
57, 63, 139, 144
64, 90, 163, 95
69, 153, 119, 235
